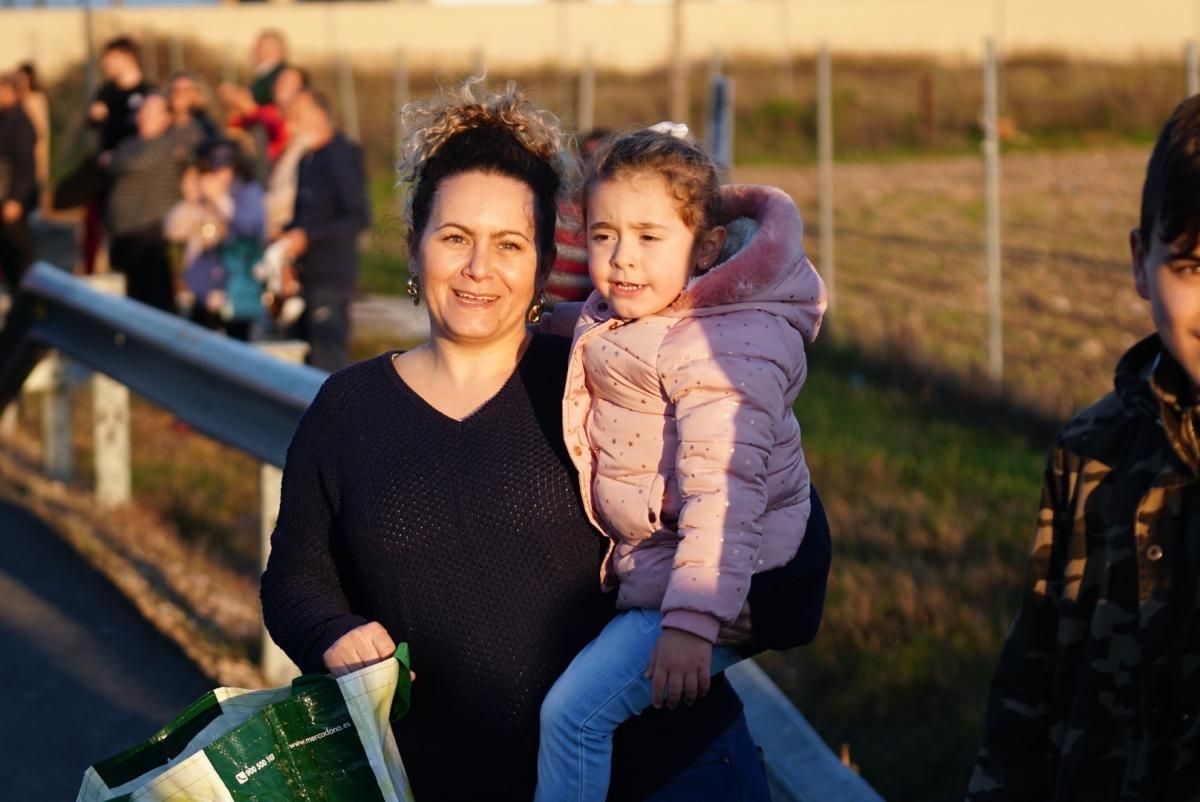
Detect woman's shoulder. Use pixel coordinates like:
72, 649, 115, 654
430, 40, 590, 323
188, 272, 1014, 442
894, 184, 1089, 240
306, 352, 400, 419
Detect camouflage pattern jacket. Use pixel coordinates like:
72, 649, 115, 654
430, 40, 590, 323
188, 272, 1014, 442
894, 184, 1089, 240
968, 335, 1200, 802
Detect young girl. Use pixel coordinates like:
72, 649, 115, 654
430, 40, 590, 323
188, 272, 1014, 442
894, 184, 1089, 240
535, 126, 826, 801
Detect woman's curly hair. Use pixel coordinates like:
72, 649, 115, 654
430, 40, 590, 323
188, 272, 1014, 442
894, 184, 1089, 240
397, 78, 575, 284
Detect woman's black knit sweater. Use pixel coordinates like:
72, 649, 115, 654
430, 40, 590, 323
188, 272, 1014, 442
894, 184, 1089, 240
260, 334, 831, 800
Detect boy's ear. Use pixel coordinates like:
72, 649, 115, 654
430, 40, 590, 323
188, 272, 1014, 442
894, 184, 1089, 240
695, 225, 726, 272
1131, 227, 1151, 301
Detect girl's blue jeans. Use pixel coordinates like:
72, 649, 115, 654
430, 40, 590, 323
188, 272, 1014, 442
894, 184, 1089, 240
535, 607, 751, 802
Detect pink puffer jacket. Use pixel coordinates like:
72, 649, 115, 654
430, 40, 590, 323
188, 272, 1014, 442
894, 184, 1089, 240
562, 184, 826, 644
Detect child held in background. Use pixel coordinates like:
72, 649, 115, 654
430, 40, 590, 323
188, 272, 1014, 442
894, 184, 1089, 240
535, 124, 826, 801
967, 96, 1200, 802
164, 139, 265, 340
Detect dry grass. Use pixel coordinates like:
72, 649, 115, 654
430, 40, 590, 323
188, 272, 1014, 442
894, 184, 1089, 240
736, 144, 1152, 420
33, 47, 1173, 796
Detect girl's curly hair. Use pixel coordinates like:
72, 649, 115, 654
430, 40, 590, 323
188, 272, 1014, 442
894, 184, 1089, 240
397, 78, 574, 284
582, 127, 722, 236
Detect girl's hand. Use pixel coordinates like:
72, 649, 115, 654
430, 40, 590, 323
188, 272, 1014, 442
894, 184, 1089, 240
645, 627, 712, 709
323, 621, 397, 677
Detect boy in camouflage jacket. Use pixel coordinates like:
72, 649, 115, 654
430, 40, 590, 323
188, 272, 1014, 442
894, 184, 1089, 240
967, 96, 1200, 801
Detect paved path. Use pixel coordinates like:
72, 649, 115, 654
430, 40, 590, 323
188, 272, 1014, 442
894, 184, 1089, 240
0, 503, 214, 800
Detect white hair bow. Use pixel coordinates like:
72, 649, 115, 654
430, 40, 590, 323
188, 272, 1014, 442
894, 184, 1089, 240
649, 121, 689, 139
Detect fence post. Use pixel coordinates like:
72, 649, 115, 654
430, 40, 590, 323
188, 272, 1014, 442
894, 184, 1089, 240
0, 400, 15, 437
41, 354, 73, 482
169, 35, 185, 75
706, 62, 734, 174
255, 340, 309, 685
394, 49, 409, 164
144, 27, 159, 84
817, 42, 835, 313
669, 0, 687, 124
578, 48, 596, 134
983, 38, 1003, 382
222, 42, 238, 85
777, 0, 793, 98
337, 54, 361, 143
88, 274, 131, 508
1187, 40, 1199, 97
82, 0, 97, 101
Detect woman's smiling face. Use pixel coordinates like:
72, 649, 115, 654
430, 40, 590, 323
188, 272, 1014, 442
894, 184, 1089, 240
412, 170, 539, 347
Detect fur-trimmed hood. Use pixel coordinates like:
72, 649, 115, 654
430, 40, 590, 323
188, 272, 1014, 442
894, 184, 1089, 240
663, 184, 826, 343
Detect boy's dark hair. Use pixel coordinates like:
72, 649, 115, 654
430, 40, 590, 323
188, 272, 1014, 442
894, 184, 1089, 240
1140, 95, 1200, 254
102, 36, 141, 63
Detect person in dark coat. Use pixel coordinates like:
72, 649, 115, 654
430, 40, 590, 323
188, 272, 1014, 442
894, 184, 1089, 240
79, 36, 154, 274
106, 92, 201, 311
0, 73, 37, 290
276, 89, 369, 372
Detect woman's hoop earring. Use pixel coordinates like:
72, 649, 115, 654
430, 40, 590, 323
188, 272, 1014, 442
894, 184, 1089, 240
406, 274, 421, 306
526, 292, 546, 324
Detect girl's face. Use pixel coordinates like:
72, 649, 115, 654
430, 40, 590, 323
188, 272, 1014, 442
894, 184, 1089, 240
411, 170, 539, 347
587, 173, 713, 320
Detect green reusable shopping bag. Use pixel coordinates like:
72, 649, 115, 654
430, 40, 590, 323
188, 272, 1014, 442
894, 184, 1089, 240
76, 645, 415, 802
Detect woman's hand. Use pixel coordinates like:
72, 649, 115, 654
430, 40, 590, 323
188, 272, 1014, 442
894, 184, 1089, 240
323, 621, 397, 677
645, 627, 712, 709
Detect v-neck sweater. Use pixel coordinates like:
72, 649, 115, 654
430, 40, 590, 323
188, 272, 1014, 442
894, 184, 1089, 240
260, 334, 750, 800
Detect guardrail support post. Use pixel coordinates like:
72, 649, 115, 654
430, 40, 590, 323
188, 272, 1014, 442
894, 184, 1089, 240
88, 274, 131, 507
41, 354, 73, 482
255, 340, 310, 684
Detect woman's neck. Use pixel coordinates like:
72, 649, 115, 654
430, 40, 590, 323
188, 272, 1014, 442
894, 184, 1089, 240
428, 329, 529, 383
394, 329, 531, 420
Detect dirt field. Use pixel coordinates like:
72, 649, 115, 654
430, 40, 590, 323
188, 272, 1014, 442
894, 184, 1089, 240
737, 144, 1152, 420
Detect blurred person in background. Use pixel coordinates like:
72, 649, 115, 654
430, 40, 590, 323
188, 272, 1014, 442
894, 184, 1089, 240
83, 36, 153, 274
276, 89, 368, 372
90, 37, 153, 155
168, 71, 218, 144
219, 30, 290, 180
15, 63, 49, 202
165, 139, 265, 341
0, 73, 36, 291
263, 66, 311, 240
545, 128, 610, 305
106, 92, 200, 311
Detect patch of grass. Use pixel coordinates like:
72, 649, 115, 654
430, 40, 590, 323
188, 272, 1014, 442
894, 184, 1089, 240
762, 337, 1048, 802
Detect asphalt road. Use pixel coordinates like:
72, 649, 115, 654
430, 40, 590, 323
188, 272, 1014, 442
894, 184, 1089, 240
0, 502, 214, 801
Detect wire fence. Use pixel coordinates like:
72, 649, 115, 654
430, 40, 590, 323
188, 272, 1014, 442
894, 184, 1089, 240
38, 30, 1200, 415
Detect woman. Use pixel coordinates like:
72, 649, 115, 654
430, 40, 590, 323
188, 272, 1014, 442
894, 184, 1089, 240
167, 71, 218, 145
260, 81, 831, 801
15, 63, 49, 202
163, 139, 265, 338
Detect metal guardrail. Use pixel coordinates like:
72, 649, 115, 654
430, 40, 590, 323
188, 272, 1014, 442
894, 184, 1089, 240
0, 262, 883, 802
0, 263, 325, 467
